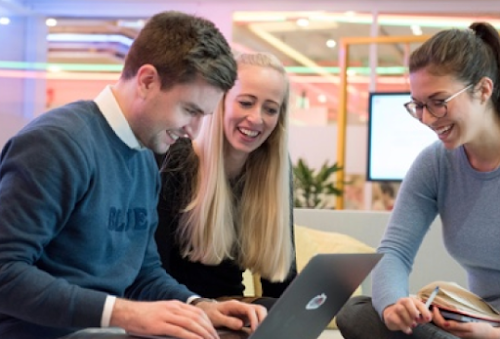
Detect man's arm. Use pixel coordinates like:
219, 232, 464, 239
0, 127, 107, 328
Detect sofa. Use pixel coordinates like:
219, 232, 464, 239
244, 209, 467, 339
293, 209, 466, 295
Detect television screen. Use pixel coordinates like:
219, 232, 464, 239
367, 92, 438, 181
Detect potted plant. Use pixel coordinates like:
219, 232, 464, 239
292, 158, 343, 209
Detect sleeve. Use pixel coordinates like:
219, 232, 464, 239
372, 144, 440, 317
261, 155, 298, 297
0, 127, 108, 328
127, 148, 195, 302
125, 208, 194, 302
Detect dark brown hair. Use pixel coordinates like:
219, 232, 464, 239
122, 11, 236, 91
409, 22, 500, 116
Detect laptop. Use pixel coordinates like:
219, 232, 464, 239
131, 253, 382, 339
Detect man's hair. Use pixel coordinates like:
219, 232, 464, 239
122, 11, 237, 91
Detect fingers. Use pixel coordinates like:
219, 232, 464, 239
383, 298, 423, 335
202, 300, 267, 331
246, 304, 267, 331
120, 300, 219, 339
172, 303, 218, 339
161, 322, 215, 339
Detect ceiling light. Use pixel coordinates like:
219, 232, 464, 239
47, 65, 62, 73
47, 33, 134, 47
411, 24, 423, 36
117, 19, 145, 28
0, 17, 10, 25
318, 94, 327, 103
296, 18, 309, 27
46, 18, 57, 27
326, 39, 336, 48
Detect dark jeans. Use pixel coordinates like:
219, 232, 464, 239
336, 296, 458, 339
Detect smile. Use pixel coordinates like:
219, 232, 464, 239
166, 131, 180, 141
434, 125, 453, 135
238, 127, 260, 138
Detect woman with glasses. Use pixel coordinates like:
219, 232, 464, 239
337, 22, 500, 339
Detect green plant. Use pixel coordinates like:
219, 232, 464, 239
292, 158, 343, 209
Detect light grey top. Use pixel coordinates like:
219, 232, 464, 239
373, 141, 500, 316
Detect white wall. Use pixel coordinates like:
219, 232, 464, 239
289, 124, 368, 175
0, 112, 30, 149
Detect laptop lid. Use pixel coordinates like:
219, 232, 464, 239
130, 253, 382, 339
229, 252, 383, 339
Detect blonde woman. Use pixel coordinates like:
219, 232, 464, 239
155, 52, 296, 309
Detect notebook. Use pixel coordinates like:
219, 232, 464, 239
130, 253, 383, 339
417, 281, 500, 327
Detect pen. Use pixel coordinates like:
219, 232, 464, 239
424, 286, 440, 309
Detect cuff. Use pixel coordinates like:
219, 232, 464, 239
101, 295, 117, 327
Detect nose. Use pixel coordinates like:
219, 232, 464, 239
183, 115, 204, 139
420, 105, 436, 125
246, 106, 264, 125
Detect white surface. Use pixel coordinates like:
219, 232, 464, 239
367, 92, 437, 181
319, 330, 344, 339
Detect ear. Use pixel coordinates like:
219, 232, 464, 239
477, 76, 494, 104
136, 65, 160, 99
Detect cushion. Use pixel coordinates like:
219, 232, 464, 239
294, 224, 375, 329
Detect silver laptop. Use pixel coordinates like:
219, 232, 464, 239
131, 253, 382, 339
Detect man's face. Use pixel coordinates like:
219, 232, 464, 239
132, 74, 223, 154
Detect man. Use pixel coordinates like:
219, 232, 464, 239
0, 11, 265, 339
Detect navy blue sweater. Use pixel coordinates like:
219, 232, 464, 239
0, 101, 193, 339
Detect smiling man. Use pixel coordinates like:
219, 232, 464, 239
0, 11, 266, 339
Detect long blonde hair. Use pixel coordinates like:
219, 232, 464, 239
177, 52, 292, 281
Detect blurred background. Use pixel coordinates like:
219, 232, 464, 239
2, 0, 500, 209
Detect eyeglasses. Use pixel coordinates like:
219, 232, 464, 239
404, 84, 473, 120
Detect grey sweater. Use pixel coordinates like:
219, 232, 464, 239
373, 141, 500, 316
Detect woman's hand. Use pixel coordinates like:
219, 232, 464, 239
382, 296, 433, 335
431, 307, 500, 339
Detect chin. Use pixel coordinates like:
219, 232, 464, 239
441, 140, 461, 150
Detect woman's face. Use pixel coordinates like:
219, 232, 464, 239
409, 69, 487, 150
223, 64, 286, 158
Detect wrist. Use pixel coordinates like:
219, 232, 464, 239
110, 298, 133, 328
190, 297, 218, 306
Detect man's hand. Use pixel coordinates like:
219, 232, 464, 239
382, 296, 433, 335
194, 299, 267, 332
111, 298, 218, 339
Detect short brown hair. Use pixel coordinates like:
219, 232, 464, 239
122, 11, 236, 91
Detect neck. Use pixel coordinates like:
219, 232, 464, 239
464, 120, 500, 172
224, 150, 248, 179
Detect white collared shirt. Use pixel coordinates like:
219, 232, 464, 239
93, 86, 197, 327
94, 85, 144, 150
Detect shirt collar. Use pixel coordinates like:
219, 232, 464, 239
94, 85, 144, 150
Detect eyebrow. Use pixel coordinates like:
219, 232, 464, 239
411, 91, 449, 102
184, 103, 206, 115
238, 94, 281, 106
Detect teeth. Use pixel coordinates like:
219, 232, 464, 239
168, 131, 179, 140
435, 125, 452, 135
239, 127, 259, 137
